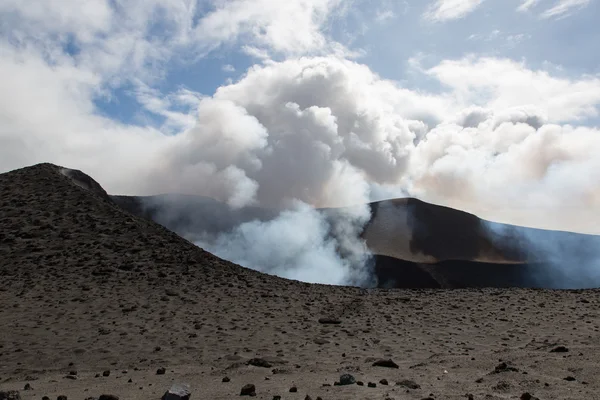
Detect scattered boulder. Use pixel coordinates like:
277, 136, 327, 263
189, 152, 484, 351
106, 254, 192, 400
102, 370, 111, 377
356, 381, 364, 386
57, 396, 67, 400
162, 384, 191, 400
367, 382, 376, 388
521, 393, 540, 400
222, 377, 231, 383
564, 376, 576, 381
240, 384, 256, 396
273, 397, 281, 400
318, 317, 341, 325
550, 346, 569, 353
98, 396, 119, 400
156, 367, 166, 375
372, 359, 399, 369
289, 386, 298, 393
493, 362, 519, 373
247, 358, 272, 368
23, 384, 32, 391
304, 396, 312, 400
0, 391, 21, 400
396, 380, 420, 390
379, 379, 389, 385
339, 374, 356, 385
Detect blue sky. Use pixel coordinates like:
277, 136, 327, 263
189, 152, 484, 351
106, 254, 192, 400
1, 0, 600, 233
84, 0, 600, 127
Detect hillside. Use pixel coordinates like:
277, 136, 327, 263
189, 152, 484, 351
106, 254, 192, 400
1, 163, 600, 400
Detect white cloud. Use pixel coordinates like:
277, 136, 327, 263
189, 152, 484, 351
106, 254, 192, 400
423, 56, 600, 123
517, 0, 543, 12
222, 64, 236, 73
424, 0, 485, 22
540, 0, 591, 19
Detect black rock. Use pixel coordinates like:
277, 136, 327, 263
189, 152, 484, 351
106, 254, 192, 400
379, 379, 388, 385
156, 367, 166, 375
289, 386, 298, 393
222, 377, 231, 383
98, 396, 119, 400
247, 358, 272, 368
520, 393, 539, 400
272, 397, 281, 400
240, 384, 256, 396
57, 396, 67, 400
0, 391, 21, 400
162, 384, 191, 400
551, 346, 569, 353
339, 374, 356, 385
42, 397, 50, 400
372, 359, 399, 369
493, 362, 519, 373
103, 370, 110, 377
396, 379, 420, 389
318, 317, 341, 325
368, 382, 376, 388
23, 384, 32, 391
356, 381, 364, 386
304, 396, 312, 400
564, 376, 576, 381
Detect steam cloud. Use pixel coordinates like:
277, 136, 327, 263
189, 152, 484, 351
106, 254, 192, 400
3, 52, 600, 286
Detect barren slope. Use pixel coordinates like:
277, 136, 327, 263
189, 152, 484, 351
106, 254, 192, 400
1, 163, 600, 400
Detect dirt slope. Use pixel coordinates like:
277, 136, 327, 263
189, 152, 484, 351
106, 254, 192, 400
1, 163, 600, 400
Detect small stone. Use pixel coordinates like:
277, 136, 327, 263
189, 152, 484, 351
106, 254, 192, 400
372, 359, 399, 368
318, 317, 341, 324
272, 397, 281, 400
23, 384, 32, 391
356, 381, 364, 386
98, 396, 119, 400
222, 377, 231, 383
396, 379, 420, 390
368, 382, 376, 388
247, 358, 272, 368
550, 346, 569, 353
379, 379, 388, 385
339, 374, 356, 385
0, 391, 21, 400
240, 384, 256, 396
493, 362, 518, 373
42, 397, 50, 400
304, 396, 312, 400
103, 370, 110, 377
520, 393, 539, 400
564, 376, 576, 381
289, 386, 298, 393
128, 378, 133, 383
57, 396, 67, 400
161, 383, 191, 400
156, 367, 166, 375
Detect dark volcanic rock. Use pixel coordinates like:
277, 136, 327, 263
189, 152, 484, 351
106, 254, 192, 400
493, 362, 519, 373
240, 384, 256, 396
0, 391, 21, 400
162, 384, 191, 400
318, 317, 341, 324
247, 358, 272, 368
550, 346, 569, 353
396, 379, 420, 389
98, 396, 119, 400
339, 374, 356, 385
372, 359, 399, 368
156, 367, 166, 375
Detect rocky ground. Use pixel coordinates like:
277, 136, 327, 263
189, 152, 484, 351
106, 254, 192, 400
1, 164, 600, 400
